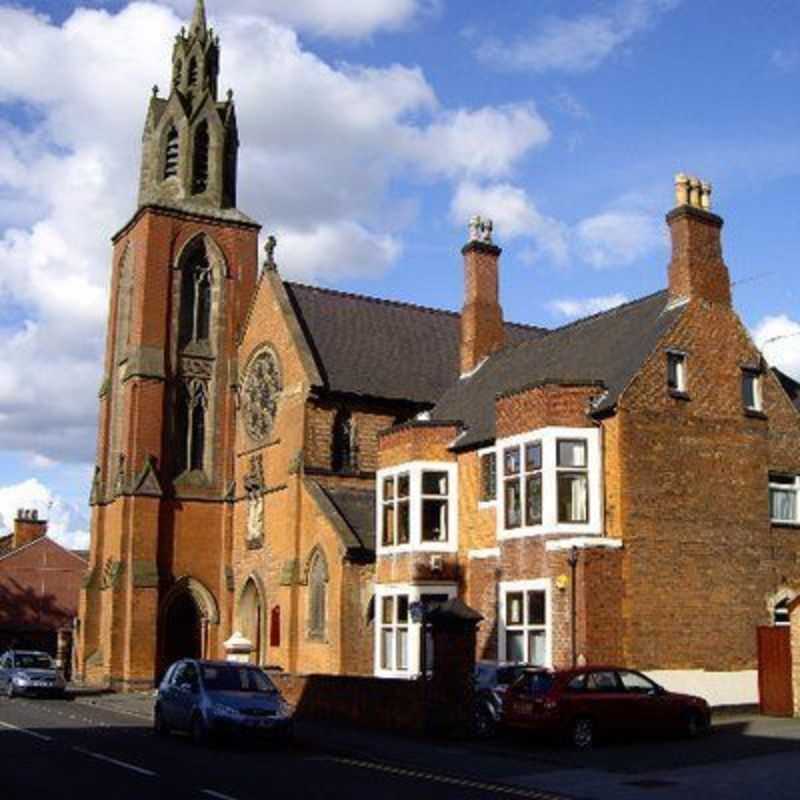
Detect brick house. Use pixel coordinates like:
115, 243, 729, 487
78, 1, 800, 703
0, 510, 87, 657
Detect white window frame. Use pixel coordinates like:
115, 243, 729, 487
742, 369, 764, 413
373, 583, 457, 679
478, 447, 498, 508
494, 427, 603, 541
770, 474, 800, 526
376, 462, 458, 554
498, 579, 552, 667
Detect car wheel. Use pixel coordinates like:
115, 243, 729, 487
684, 710, 707, 739
154, 706, 170, 738
191, 714, 209, 747
472, 703, 497, 739
571, 717, 594, 750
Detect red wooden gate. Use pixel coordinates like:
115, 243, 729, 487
757, 626, 793, 716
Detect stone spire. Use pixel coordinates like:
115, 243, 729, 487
191, 0, 207, 37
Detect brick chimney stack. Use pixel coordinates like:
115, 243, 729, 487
13, 508, 47, 550
667, 173, 732, 307
460, 216, 505, 376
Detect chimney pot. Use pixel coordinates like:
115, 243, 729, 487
674, 173, 690, 206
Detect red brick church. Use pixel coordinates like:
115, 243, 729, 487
78, 0, 800, 705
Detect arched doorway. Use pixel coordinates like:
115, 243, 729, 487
237, 576, 265, 665
163, 591, 202, 667
159, 576, 220, 677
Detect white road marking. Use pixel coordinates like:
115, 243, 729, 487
328, 757, 570, 800
73, 746, 157, 777
0, 720, 53, 742
202, 791, 241, 800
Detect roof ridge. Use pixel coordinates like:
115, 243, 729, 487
547, 289, 668, 336
284, 280, 545, 331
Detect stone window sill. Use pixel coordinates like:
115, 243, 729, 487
771, 522, 800, 530
744, 409, 768, 420
668, 390, 691, 401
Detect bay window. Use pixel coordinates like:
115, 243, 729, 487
770, 474, 800, 525
377, 463, 458, 553
374, 584, 456, 678
499, 580, 551, 666
496, 428, 601, 539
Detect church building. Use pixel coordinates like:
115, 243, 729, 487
78, 1, 800, 706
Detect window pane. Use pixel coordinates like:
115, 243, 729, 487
382, 477, 394, 501
667, 353, 685, 391
397, 499, 410, 544
527, 591, 546, 626
742, 373, 756, 408
480, 453, 497, 503
381, 596, 394, 624
505, 479, 522, 529
557, 440, 587, 468
771, 488, 797, 522
528, 631, 546, 666
506, 631, 525, 663
397, 595, 409, 624
396, 628, 408, 670
422, 471, 448, 496
506, 592, 524, 626
525, 442, 542, 471
382, 504, 395, 546
558, 473, 589, 523
381, 629, 394, 670
504, 447, 521, 476
421, 498, 448, 542
525, 473, 542, 526
397, 473, 410, 499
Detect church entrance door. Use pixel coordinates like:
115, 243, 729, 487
163, 591, 203, 670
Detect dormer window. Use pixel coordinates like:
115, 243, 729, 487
742, 369, 763, 413
667, 351, 688, 395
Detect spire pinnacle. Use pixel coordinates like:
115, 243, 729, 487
191, 0, 207, 36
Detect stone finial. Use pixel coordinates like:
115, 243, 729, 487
468, 216, 494, 245
674, 173, 713, 212
226, 89, 234, 102
152, 85, 159, 98
263, 236, 278, 272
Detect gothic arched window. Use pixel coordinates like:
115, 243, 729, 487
223, 131, 237, 206
192, 121, 209, 194
179, 243, 213, 349
307, 550, 328, 640
174, 60, 183, 89
188, 57, 198, 87
164, 126, 179, 179
332, 409, 357, 473
175, 381, 207, 475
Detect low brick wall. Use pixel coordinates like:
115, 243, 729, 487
270, 672, 426, 734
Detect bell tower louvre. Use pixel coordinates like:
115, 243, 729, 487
77, 0, 260, 690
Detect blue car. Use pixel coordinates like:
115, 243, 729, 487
155, 659, 293, 746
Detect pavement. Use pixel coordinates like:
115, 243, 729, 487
2, 690, 800, 799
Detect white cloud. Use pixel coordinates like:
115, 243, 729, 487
0, 2, 549, 463
549, 293, 629, 320
162, 0, 438, 40
450, 181, 569, 265
0, 478, 89, 550
574, 210, 664, 268
477, 0, 680, 73
753, 315, 800, 381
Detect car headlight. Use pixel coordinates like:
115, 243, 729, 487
14, 673, 31, 685
211, 704, 242, 720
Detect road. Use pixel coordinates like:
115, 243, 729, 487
0, 696, 565, 800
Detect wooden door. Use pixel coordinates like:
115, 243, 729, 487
757, 626, 793, 716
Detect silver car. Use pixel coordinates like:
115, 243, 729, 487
0, 650, 67, 698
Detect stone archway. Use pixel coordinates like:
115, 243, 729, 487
159, 576, 219, 675
237, 575, 266, 665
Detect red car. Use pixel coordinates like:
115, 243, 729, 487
501, 666, 711, 749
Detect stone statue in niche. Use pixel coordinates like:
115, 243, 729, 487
244, 455, 265, 549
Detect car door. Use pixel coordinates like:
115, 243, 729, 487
502, 673, 535, 728
581, 670, 630, 736
159, 663, 182, 727
617, 670, 678, 733
172, 662, 200, 731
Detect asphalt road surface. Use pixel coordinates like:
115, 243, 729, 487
0, 696, 566, 800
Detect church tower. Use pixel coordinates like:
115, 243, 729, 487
78, 0, 260, 690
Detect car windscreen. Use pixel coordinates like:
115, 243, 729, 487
16, 654, 53, 670
201, 666, 277, 693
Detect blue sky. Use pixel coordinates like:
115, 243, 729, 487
0, 0, 798, 545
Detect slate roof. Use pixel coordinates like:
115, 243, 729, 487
775, 368, 800, 411
284, 282, 545, 405
307, 481, 376, 557
431, 291, 686, 450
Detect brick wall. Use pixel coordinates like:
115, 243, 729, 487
496, 383, 600, 438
